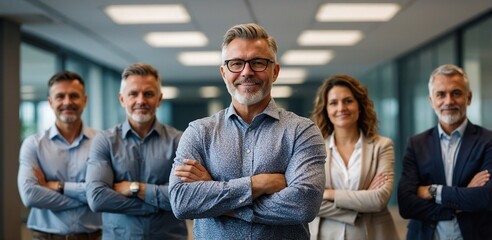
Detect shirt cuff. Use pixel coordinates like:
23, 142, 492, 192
435, 185, 443, 204
227, 177, 253, 208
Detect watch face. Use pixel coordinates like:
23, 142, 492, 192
130, 182, 139, 192
429, 185, 437, 197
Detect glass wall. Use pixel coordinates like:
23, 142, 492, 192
360, 62, 399, 204
463, 16, 492, 128
101, 69, 125, 128
20, 42, 57, 138
397, 34, 457, 148
19, 39, 122, 138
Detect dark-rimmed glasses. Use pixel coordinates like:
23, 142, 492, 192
224, 58, 274, 73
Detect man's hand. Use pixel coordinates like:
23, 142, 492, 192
113, 181, 132, 196
467, 170, 490, 187
251, 173, 286, 199
33, 167, 59, 192
417, 185, 433, 200
33, 167, 46, 185
175, 159, 212, 182
368, 172, 387, 190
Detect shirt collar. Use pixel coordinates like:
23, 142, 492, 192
48, 122, 90, 141
122, 118, 161, 139
438, 118, 468, 139
328, 129, 363, 149
225, 98, 280, 121
328, 133, 335, 149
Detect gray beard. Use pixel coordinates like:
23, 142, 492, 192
59, 115, 78, 123
232, 88, 264, 105
436, 111, 464, 125
128, 111, 153, 124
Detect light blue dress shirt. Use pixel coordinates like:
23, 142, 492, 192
86, 119, 187, 240
169, 99, 326, 240
17, 123, 101, 234
434, 119, 467, 240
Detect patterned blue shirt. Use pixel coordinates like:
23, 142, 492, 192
169, 99, 326, 240
18, 123, 101, 234
86, 119, 187, 240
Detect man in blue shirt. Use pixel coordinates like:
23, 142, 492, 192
169, 23, 326, 240
398, 64, 492, 240
18, 71, 102, 239
86, 63, 187, 240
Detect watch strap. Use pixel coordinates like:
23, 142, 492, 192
130, 182, 139, 197
57, 181, 64, 194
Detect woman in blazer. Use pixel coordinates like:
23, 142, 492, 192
309, 74, 399, 240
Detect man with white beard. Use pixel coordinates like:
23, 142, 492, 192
18, 71, 102, 239
398, 64, 492, 240
86, 63, 187, 240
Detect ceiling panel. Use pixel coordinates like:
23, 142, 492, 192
3, 0, 492, 88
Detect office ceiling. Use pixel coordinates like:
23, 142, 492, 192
2, 0, 492, 88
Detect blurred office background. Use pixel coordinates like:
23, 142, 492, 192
1, 0, 492, 239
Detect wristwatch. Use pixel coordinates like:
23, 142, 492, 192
129, 182, 139, 197
57, 181, 64, 194
428, 184, 438, 199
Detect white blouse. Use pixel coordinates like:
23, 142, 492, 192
326, 131, 363, 240
329, 131, 363, 192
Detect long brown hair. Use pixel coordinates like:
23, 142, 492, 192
311, 74, 378, 140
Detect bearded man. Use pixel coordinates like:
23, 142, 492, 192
86, 63, 188, 240
398, 64, 492, 240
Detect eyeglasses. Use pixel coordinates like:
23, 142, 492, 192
224, 58, 274, 73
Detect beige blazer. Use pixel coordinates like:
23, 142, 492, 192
309, 135, 399, 240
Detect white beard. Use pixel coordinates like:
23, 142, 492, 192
232, 87, 265, 105
59, 115, 78, 123
226, 78, 271, 106
435, 106, 465, 125
437, 112, 463, 125
128, 110, 153, 124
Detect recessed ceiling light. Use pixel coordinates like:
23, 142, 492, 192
281, 50, 334, 65
161, 86, 179, 99
316, 3, 400, 22
178, 51, 222, 66
145, 32, 208, 47
199, 86, 221, 98
272, 86, 293, 98
276, 68, 307, 84
105, 4, 191, 24
298, 30, 363, 46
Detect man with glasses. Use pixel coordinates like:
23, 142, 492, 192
169, 23, 326, 239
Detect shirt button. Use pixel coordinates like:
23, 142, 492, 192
239, 198, 245, 203
246, 149, 251, 154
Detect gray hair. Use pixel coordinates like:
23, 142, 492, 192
47, 71, 85, 95
120, 63, 161, 93
428, 64, 470, 96
221, 23, 278, 62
